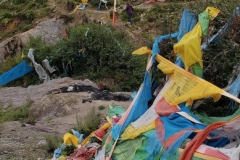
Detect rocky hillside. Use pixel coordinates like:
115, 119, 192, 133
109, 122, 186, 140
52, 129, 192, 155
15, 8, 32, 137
1, 0, 240, 159
0, 0, 154, 63
0, 2, 137, 159
0, 77, 132, 159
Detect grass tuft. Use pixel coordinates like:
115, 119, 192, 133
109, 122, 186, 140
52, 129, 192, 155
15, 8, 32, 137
44, 134, 62, 153
98, 105, 106, 110
0, 99, 34, 124
75, 107, 101, 136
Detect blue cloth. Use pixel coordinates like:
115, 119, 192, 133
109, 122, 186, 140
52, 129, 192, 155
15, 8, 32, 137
201, 21, 230, 51
204, 137, 229, 147
151, 9, 197, 68
72, 129, 84, 143
112, 9, 198, 141
112, 71, 152, 140
180, 107, 229, 147
98, 2, 101, 10
201, 7, 240, 51
177, 9, 197, 42
229, 76, 240, 98
187, 132, 229, 148
122, 71, 152, 131
224, 9, 240, 107
151, 32, 179, 65
144, 130, 162, 160
226, 76, 240, 109
54, 148, 62, 158
162, 112, 206, 141
79, 4, 86, 10
175, 56, 185, 68
158, 109, 206, 159
130, 91, 137, 101
0, 60, 33, 86
54, 143, 66, 158
235, 7, 240, 16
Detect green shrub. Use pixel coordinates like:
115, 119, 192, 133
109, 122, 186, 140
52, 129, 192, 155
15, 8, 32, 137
0, 100, 34, 124
98, 105, 106, 110
140, 3, 183, 35
22, 23, 147, 91
19, 23, 33, 32
0, 0, 50, 39
44, 134, 62, 153
17, 11, 35, 22
0, 54, 22, 74
62, 145, 76, 156
75, 107, 101, 136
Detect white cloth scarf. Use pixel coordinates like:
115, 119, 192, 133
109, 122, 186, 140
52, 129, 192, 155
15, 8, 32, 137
27, 48, 50, 83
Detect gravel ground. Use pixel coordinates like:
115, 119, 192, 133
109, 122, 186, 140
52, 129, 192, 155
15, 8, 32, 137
0, 78, 132, 160
0, 121, 55, 160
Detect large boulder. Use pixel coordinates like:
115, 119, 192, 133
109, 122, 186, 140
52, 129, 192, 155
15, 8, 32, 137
0, 18, 65, 63
0, 77, 98, 108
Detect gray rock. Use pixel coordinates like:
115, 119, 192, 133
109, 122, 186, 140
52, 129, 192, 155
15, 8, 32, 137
0, 18, 64, 63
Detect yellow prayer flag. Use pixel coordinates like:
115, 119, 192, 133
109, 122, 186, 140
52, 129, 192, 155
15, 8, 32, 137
82, 0, 88, 4
63, 133, 79, 147
155, 55, 240, 106
80, 132, 95, 145
21, 52, 26, 59
58, 156, 66, 160
205, 7, 220, 20
174, 7, 220, 71
132, 46, 152, 55
120, 122, 155, 140
158, 59, 175, 75
174, 23, 203, 70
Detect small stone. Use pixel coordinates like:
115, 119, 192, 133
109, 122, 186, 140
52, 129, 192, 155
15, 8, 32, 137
38, 140, 46, 146
21, 124, 26, 127
3, 151, 8, 154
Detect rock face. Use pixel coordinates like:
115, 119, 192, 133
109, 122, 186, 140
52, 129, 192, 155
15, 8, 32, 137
0, 36, 23, 63
0, 77, 97, 109
0, 77, 131, 120
0, 18, 65, 63
19, 18, 65, 45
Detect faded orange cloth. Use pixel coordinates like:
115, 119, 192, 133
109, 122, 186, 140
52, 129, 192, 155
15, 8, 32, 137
179, 121, 226, 160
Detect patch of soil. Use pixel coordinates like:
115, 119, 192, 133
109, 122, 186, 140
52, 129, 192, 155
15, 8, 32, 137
3, 19, 21, 33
